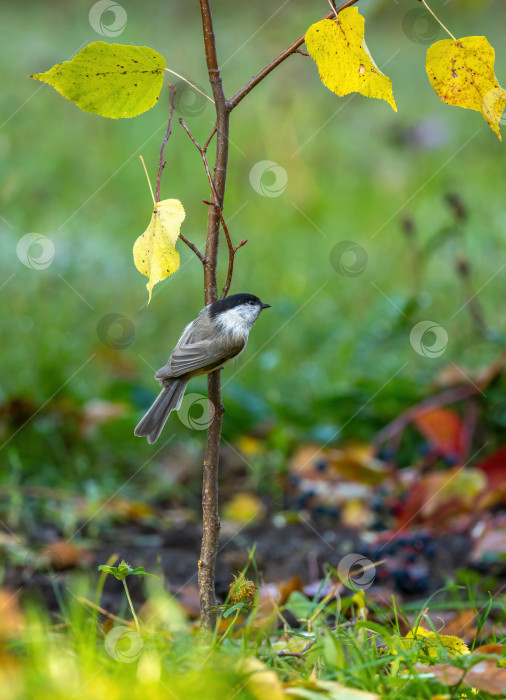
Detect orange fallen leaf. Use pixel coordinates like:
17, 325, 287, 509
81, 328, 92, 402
39, 540, 90, 570
414, 408, 465, 460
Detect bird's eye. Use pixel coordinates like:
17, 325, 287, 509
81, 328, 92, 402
248, 300, 255, 305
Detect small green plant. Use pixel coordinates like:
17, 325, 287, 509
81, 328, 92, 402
98, 559, 157, 634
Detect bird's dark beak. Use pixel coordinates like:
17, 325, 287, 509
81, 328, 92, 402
261, 302, 271, 310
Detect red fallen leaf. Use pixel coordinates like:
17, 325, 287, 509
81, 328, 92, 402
416, 659, 506, 695
414, 408, 465, 460
396, 467, 486, 528
475, 446, 506, 495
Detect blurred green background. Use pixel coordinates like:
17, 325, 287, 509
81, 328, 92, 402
1, 0, 505, 500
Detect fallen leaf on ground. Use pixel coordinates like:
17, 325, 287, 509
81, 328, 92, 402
414, 408, 465, 460
286, 679, 380, 699
222, 493, 266, 523
242, 658, 285, 700
435, 609, 476, 641
475, 446, 506, 507
0, 590, 24, 640
396, 467, 487, 528
416, 658, 506, 695
471, 518, 506, 562
39, 540, 90, 570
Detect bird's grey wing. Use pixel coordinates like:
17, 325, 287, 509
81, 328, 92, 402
155, 338, 244, 381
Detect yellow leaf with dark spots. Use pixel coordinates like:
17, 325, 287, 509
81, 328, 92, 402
305, 9, 397, 111
133, 199, 185, 302
30, 42, 166, 119
426, 36, 506, 140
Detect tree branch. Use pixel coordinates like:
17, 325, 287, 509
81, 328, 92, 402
156, 84, 177, 203
155, 85, 206, 263
179, 119, 247, 299
179, 233, 207, 263
199, 0, 230, 634
202, 200, 247, 299
179, 118, 219, 201
227, 0, 361, 111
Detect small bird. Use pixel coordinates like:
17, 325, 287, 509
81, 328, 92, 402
134, 293, 271, 443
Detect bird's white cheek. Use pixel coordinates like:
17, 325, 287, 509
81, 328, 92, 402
216, 308, 255, 336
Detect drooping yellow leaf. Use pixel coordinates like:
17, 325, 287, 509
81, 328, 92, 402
305, 9, 397, 111
133, 199, 185, 302
426, 36, 506, 140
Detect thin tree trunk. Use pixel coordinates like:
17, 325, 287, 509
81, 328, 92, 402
198, 0, 230, 633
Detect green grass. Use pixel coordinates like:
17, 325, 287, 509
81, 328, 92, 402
2, 564, 505, 700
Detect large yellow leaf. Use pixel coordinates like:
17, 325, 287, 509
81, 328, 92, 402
30, 42, 166, 119
305, 9, 397, 111
426, 36, 506, 140
133, 199, 185, 302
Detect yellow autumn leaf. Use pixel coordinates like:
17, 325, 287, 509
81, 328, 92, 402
426, 36, 506, 140
133, 199, 185, 302
305, 9, 397, 111
242, 658, 285, 700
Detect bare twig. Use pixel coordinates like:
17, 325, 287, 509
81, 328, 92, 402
156, 84, 177, 203
180, 233, 207, 263
154, 86, 206, 264
227, 0, 361, 110
76, 597, 132, 627
204, 124, 217, 151
202, 198, 247, 299
179, 118, 218, 201
277, 637, 318, 658
180, 118, 246, 298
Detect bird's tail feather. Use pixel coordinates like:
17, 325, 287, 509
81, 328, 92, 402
134, 378, 188, 444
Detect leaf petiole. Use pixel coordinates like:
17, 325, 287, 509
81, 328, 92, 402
420, 0, 456, 41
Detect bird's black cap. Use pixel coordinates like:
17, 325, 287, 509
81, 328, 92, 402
209, 293, 270, 317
